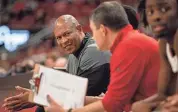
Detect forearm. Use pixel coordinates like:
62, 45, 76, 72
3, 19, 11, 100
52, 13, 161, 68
84, 96, 102, 105
73, 101, 105, 112
131, 94, 167, 112
143, 93, 166, 103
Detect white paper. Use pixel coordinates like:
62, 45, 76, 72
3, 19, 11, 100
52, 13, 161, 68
33, 65, 88, 109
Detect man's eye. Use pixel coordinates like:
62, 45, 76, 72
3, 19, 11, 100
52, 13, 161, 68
64, 32, 71, 36
160, 7, 170, 13
161, 8, 166, 12
56, 36, 61, 40
146, 9, 154, 16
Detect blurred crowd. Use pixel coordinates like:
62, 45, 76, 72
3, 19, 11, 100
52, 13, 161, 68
0, 38, 68, 77
0, 0, 137, 30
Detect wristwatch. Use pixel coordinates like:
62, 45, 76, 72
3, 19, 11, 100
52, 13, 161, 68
68, 108, 73, 112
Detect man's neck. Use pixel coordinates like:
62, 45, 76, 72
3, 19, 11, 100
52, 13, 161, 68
80, 32, 86, 42
166, 37, 174, 49
108, 31, 120, 49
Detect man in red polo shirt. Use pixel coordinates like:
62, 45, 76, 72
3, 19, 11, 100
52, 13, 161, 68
9, 1, 159, 112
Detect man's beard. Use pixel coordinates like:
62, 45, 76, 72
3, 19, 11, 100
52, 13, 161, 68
156, 30, 170, 39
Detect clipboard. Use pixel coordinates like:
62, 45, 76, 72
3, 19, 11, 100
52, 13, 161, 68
28, 64, 88, 109
28, 64, 42, 104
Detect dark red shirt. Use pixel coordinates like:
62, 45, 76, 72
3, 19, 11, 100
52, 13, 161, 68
102, 25, 160, 112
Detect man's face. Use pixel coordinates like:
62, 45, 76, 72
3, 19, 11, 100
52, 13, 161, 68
89, 20, 108, 51
54, 23, 81, 54
146, 0, 178, 39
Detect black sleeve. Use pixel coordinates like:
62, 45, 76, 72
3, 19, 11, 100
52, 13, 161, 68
78, 63, 110, 96
35, 106, 45, 112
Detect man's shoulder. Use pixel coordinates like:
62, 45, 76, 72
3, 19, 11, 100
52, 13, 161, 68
83, 37, 111, 58
79, 44, 110, 70
128, 31, 157, 43
120, 32, 158, 50
82, 46, 110, 61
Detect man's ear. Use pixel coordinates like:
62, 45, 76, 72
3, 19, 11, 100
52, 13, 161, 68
99, 24, 107, 37
76, 25, 83, 32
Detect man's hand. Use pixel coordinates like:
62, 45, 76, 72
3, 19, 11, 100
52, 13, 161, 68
161, 94, 178, 112
45, 95, 66, 112
2, 86, 34, 111
132, 101, 152, 112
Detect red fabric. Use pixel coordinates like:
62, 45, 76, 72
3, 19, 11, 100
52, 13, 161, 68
102, 25, 160, 112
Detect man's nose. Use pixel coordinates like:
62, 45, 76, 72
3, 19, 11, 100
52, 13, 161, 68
152, 11, 162, 22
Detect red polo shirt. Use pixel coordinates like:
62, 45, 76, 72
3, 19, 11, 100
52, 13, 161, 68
102, 25, 160, 112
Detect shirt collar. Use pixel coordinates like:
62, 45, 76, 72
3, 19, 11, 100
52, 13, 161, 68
110, 24, 133, 53
73, 33, 90, 57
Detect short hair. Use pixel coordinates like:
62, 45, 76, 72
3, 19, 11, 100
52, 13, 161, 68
138, 0, 178, 27
90, 1, 129, 31
55, 15, 79, 30
123, 5, 138, 29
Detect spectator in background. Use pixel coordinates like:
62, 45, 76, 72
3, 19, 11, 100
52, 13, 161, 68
123, 4, 138, 29
25, 0, 38, 11
44, 53, 58, 68
54, 57, 67, 68
34, 9, 46, 25
5, 59, 35, 77
0, 67, 7, 78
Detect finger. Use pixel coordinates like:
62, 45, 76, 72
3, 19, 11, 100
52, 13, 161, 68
167, 95, 178, 102
5, 99, 23, 108
150, 101, 160, 107
4, 93, 23, 102
15, 86, 30, 92
167, 97, 176, 102
9, 102, 31, 111
164, 100, 178, 108
5, 102, 23, 111
47, 95, 58, 106
167, 106, 178, 112
8, 103, 24, 111
162, 109, 170, 112
3, 100, 19, 108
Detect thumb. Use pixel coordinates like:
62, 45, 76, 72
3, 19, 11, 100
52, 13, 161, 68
47, 95, 58, 106
15, 86, 30, 93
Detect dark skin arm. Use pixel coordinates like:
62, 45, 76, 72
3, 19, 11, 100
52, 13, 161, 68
146, 39, 172, 99
132, 39, 173, 112
160, 29, 178, 112
2, 86, 36, 111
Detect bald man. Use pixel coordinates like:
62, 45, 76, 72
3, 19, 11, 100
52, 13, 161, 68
2, 15, 111, 112
54, 15, 110, 96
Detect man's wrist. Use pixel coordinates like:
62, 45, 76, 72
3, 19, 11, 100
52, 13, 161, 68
67, 108, 73, 112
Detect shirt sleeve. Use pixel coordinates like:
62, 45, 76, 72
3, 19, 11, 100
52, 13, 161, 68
102, 43, 146, 112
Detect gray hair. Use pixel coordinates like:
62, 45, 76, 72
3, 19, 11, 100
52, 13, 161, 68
55, 15, 79, 28
90, 1, 129, 31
